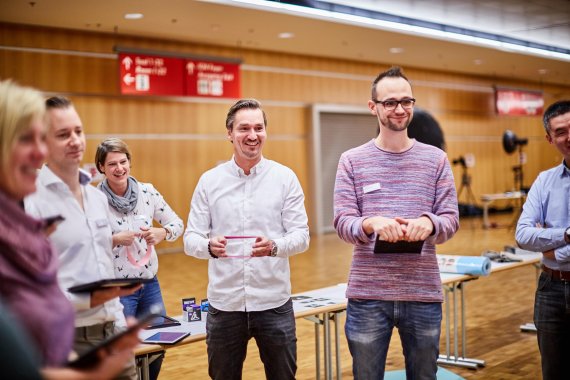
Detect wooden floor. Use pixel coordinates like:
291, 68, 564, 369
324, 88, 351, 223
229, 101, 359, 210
155, 213, 542, 379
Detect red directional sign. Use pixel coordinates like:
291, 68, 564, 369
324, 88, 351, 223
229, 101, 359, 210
185, 59, 240, 99
119, 53, 185, 96
495, 88, 544, 116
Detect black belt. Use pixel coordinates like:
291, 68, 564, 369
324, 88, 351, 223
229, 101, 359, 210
542, 265, 570, 281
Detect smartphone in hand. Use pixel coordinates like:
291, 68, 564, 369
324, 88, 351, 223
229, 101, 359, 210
43, 215, 65, 228
68, 307, 161, 369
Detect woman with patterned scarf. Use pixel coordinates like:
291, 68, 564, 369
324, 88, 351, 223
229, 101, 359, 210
95, 137, 184, 380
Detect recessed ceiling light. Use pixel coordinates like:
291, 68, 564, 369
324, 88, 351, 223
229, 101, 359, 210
278, 32, 294, 39
389, 47, 404, 54
124, 13, 144, 20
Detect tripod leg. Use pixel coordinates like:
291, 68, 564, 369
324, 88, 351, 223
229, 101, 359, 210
457, 183, 465, 202
509, 196, 525, 230
466, 185, 478, 207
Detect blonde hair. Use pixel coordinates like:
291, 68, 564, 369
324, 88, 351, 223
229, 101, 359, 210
0, 79, 45, 174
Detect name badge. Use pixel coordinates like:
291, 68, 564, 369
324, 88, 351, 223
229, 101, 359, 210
363, 183, 381, 193
95, 218, 109, 228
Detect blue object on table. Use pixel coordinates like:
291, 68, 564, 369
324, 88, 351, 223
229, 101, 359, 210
385, 366, 464, 380
438, 254, 492, 276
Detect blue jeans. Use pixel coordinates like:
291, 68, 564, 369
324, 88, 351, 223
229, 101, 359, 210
206, 298, 297, 380
534, 272, 570, 380
120, 276, 166, 380
120, 275, 166, 318
345, 299, 442, 380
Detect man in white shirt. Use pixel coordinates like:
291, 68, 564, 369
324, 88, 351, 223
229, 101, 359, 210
184, 98, 310, 380
25, 96, 138, 380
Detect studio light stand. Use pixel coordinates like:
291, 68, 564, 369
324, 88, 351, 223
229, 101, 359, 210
503, 130, 528, 193
503, 130, 529, 229
453, 155, 479, 218
512, 144, 525, 193
457, 163, 477, 207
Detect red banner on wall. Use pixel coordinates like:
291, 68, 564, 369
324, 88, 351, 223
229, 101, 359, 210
495, 88, 544, 116
185, 59, 241, 98
119, 53, 185, 96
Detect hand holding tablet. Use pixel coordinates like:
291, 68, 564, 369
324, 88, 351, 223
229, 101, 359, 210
374, 239, 424, 254
68, 310, 159, 369
68, 278, 154, 293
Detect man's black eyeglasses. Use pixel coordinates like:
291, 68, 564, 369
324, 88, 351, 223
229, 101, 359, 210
373, 98, 416, 111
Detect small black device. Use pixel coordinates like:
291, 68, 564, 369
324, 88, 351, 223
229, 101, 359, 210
145, 315, 181, 330
43, 215, 65, 227
143, 331, 190, 345
373, 239, 424, 254
68, 278, 153, 293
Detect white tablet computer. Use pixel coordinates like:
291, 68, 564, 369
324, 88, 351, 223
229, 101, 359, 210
143, 331, 190, 345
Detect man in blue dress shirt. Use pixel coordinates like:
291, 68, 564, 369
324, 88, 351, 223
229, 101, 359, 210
516, 100, 570, 380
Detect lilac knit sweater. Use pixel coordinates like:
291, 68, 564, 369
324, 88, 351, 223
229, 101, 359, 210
333, 139, 459, 303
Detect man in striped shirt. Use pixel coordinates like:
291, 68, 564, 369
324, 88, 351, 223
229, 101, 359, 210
333, 66, 459, 380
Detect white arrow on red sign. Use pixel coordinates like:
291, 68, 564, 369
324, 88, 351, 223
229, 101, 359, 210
123, 73, 135, 85
122, 56, 133, 70
186, 61, 195, 75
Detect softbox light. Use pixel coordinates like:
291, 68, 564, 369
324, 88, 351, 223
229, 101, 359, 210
502, 130, 528, 154
502, 130, 529, 192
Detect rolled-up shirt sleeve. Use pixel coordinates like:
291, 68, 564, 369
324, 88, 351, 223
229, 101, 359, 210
516, 167, 570, 269
150, 184, 184, 242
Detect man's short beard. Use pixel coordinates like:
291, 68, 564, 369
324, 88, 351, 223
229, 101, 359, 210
386, 118, 410, 132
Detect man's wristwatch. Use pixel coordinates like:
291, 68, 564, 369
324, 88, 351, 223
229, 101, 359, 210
269, 240, 278, 257
565, 227, 570, 244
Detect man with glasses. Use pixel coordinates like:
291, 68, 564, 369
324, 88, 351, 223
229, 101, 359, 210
333, 66, 459, 379
516, 100, 570, 380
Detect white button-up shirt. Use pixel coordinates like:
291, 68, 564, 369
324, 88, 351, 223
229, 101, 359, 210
184, 157, 310, 312
25, 166, 125, 327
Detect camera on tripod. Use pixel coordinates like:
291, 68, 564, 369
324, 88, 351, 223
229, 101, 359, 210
452, 157, 466, 168
452, 153, 480, 216
452, 154, 475, 169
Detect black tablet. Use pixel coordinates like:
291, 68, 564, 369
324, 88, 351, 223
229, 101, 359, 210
373, 239, 424, 254
145, 315, 181, 330
143, 331, 190, 345
68, 278, 153, 293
